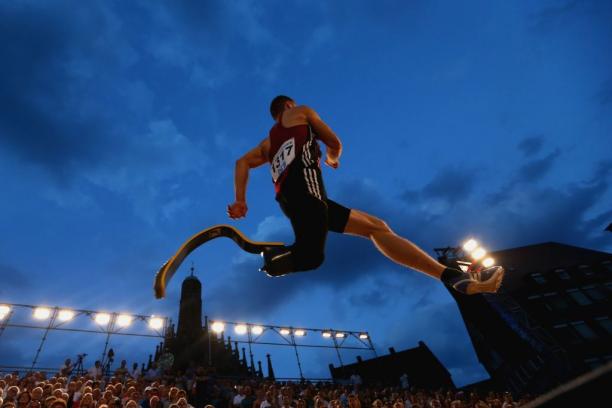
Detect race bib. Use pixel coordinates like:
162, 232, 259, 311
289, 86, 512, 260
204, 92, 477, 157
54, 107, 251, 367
270, 138, 296, 182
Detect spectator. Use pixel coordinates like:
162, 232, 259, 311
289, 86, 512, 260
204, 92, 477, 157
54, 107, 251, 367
16, 392, 30, 408
129, 365, 141, 380
114, 362, 128, 380
87, 363, 102, 380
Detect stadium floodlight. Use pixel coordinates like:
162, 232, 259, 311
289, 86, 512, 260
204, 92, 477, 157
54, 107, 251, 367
58, 310, 75, 322
251, 325, 264, 335
279, 328, 290, 335
95, 313, 111, 325
149, 316, 164, 330
462, 239, 479, 252
211, 321, 225, 333
482, 257, 495, 268
0, 305, 11, 319
33, 307, 51, 320
335, 332, 345, 338
359, 333, 369, 339
294, 329, 306, 336
322, 331, 332, 338
235, 324, 247, 335
471, 247, 487, 260
116, 314, 133, 327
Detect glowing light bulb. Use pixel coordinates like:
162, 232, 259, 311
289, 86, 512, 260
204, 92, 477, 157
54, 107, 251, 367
149, 316, 164, 330
34, 308, 51, 320
95, 313, 111, 325
463, 239, 479, 252
211, 321, 225, 333
58, 310, 75, 322
482, 257, 495, 268
117, 314, 133, 327
471, 247, 487, 260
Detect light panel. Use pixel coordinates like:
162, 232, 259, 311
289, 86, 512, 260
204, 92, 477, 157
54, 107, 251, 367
482, 257, 495, 268
58, 310, 75, 322
471, 247, 487, 260
0, 305, 11, 319
359, 333, 369, 339
149, 316, 164, 330
462, 239, 479, 252
294, 329, 306, 336
116, 314, 133, 327
33, 307, 51, 320
95, 313, 111, 325
251, 326, 263, 335
322, 332, 332, 338
335, 332, 345, 338
235, 324, 247, 335
211, 321, 225, 333
279, 328, 290, 335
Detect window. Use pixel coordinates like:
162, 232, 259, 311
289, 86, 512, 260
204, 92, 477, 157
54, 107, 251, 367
571, 321, 598, 340
567, 289, 592, 305
549, 295, 570, 310
531, 273, 547, 284
595, 317, 612, 335
579, 264, 594, 276
555, 268, 570, 280
553, 323, 582, 344
582, 285, 608, 302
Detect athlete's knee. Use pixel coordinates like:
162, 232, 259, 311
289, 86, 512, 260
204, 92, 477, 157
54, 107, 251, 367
366, 215, 391, 234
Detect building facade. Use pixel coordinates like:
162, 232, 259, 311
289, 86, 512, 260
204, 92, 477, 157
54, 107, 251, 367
440, 242, 612, 396
329, 341, 455, 389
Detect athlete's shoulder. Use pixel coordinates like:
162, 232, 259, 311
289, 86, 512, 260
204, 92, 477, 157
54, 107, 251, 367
296, 105, 316, 115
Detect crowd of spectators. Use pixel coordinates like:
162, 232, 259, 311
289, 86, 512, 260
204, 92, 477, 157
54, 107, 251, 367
0, 359, 533, 408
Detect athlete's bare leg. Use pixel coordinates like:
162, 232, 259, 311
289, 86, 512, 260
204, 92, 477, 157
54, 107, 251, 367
343, 209, 446, 279
343, 209, 503, 294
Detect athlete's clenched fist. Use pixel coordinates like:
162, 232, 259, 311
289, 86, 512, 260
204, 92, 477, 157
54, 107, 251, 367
227, 201, 248, 219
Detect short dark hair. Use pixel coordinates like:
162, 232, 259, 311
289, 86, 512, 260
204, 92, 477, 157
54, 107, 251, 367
270, 95, 293, 119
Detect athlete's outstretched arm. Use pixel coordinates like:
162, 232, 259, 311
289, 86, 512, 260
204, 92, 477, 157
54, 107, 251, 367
303, 106, 342, 168
228, 138, 269, 219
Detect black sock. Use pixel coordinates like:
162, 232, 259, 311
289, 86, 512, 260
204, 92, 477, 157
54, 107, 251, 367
440, 267, 470, 294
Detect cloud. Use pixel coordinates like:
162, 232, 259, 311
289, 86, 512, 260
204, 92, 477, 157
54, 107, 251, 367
517, 136, 544, 157
529, 1, 580, 32
513, 149, 561, 184
0, 264, 30, 296
402, 166, 478, 218
0, 3, 112, 180
596, 78, 612, 106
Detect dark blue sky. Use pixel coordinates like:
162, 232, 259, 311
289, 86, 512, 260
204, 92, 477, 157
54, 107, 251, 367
1, 0, 611, 385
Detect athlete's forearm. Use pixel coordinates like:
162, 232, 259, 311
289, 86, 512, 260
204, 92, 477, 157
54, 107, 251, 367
234, 159, 250, 202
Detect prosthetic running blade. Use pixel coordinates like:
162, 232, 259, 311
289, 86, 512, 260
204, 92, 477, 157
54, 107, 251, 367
154, 224, 285, 299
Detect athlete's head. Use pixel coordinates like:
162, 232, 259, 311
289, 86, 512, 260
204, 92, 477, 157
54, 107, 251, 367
270, 95, 295, 120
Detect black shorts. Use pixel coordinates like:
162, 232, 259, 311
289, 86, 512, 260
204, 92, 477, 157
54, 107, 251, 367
275, 191, 351, 271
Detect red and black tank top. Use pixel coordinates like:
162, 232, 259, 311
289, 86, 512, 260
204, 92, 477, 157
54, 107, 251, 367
268, 116, 324, 198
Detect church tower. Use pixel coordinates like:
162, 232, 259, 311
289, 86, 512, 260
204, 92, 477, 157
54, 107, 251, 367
176, 265, 202, 342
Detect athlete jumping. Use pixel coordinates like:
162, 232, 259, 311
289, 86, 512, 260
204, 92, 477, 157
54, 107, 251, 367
227, 96, 504, 295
